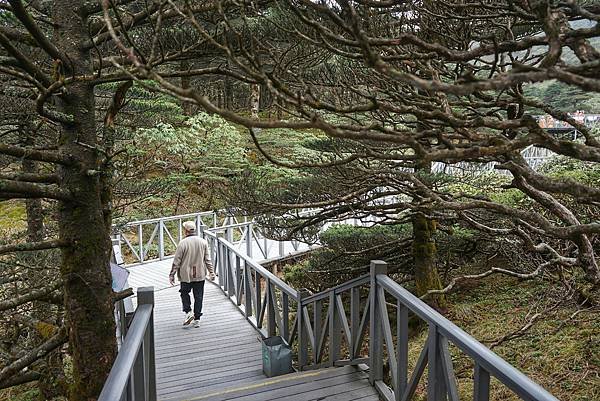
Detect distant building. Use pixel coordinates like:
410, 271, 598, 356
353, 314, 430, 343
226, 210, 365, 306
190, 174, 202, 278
535, 112, 600, 129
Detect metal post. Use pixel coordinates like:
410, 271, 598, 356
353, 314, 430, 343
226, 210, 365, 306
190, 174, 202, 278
427, 325, 446, 401
264, 236, 268, 258
329, 292, 340, 366
216, 233, 224, 289
235, 256, 242, 305
255, 270, 262, 327
178, 219, 182, 242
267, 280, 276, 337
369, 260, 387, 385
244, 263, 252, 318
297, 289, 310, 369
314, 299, 322, 365
246, 223, 253, 258
137, 287, 156, 401
158, 220, 164, 260
396, 301, 408, 401
138, 224, 144, 263
132, 345, 146, 401
350, 287, 360, 360
282, 293, 290, 342
473, 363, 490, 401
195, 215, 201, 235
279, 239, 284, 257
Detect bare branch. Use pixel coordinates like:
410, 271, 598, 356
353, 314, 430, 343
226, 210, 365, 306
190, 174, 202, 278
0, 179, 72, 201
0, 328, 67, 384
0, 239, 70, 255
0, 281, 62, 312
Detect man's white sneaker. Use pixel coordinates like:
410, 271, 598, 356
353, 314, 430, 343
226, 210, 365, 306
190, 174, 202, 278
193, 319, 200, 328
182, 311, 194, 326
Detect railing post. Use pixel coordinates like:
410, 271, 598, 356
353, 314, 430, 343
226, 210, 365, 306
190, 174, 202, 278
473, 363, 490, 401
158, 220, 164, 260
235, 256, 242, 305
246, 222, 253, 258
216, 233, 224, 290
313, 299, 322, 365
297, 289, 310, 370
195, 215, 202, 235
138, 224, 144, 263
198, 223, 206, 238
369, 260, 387, 385
244, 262, 252, 318
350, 287, 360, 360
267, 279, 276, 337
137, 287, 156, 401
111, 236, 123, 265
427, 325, 446, 401
264, 235, 268, 258
329, 291, 340, 367
396, 300, 408, 401
282, 293, 290, 343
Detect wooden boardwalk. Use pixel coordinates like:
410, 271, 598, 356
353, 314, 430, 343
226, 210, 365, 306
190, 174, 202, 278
153, 283, 264, 401
127, 261, 381, 401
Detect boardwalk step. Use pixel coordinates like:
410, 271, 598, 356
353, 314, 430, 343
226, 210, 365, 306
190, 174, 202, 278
160, 366, 380, 401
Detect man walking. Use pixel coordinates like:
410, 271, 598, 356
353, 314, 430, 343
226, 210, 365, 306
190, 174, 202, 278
169, 221, 215, 328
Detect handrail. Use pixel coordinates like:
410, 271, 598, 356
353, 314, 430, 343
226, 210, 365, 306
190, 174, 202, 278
207, 227, 561, 401
100, 287, 156, 401
377, 274, 558, 401
115, 211, 218, 227
218, 236, 299, 299
301, 274, 369, 304
207, 230, 301, 343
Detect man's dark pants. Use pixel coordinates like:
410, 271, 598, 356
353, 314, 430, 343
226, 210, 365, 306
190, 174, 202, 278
180, 280, 205, 320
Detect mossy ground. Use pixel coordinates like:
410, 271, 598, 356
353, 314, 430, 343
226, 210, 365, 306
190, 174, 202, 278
403, 275, 599, 401
0, 385, 39, 401
0, 201, 26, 234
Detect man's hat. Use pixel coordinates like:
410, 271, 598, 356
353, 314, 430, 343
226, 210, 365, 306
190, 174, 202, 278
183, 221, 196, 232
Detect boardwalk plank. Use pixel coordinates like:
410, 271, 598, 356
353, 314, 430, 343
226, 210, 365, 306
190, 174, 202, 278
128, 260, 379, 401
174, 367, 366, 401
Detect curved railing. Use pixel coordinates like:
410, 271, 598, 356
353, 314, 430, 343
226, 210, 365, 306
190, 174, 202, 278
112, 211, 322, 266
205, 230, 300, 343
209, 229, 560, 401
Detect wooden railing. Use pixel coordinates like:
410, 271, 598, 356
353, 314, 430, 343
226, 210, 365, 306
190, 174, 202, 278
294, 261, 559, 401
296, 274, 371, 369
100, 287, 156, 401
205, 231, 300, 344
107, 209, 561, 401
112, 212, 321, 266
209, 233, 561, 401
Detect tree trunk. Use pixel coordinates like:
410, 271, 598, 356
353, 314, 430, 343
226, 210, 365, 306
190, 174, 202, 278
22, 159, 44, 242
411, 212, 446, 309
180, 59, 193, 116
250, 83, 260, 118
53, 3, 116, 399
224, 60, 233, 110
412, 159, 446, 309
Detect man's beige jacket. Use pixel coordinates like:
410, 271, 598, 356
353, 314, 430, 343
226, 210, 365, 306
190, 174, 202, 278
169, 235, 215, 283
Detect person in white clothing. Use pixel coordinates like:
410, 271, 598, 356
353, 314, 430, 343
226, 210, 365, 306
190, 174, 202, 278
169, 221, 215, 328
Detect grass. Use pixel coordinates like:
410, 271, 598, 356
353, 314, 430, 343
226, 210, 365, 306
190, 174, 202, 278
0, 385, 40, 401
0, 200, 26, 235
409, 275, 600, 401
